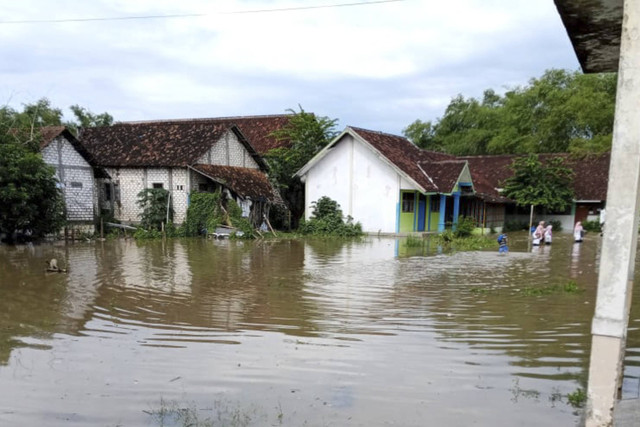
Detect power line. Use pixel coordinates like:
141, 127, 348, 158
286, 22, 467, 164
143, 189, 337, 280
0, 0, 407, 25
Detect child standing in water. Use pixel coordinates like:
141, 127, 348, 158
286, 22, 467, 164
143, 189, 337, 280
498, 232, 509, 253
544, 224, 553, 245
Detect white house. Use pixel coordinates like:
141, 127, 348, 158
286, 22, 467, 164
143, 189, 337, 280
78, 118, 284, 227
295, 126, 476, 234
40, 126, 102, 232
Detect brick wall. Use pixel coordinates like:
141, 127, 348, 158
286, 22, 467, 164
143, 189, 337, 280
105, 167, 189, 224
41, 137, 95, 223
197, 130, 259, 168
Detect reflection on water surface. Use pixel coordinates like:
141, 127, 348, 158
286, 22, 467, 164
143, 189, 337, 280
0, 233, 638, 426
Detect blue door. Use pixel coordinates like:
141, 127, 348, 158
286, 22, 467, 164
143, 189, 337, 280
417, 197, 426, 232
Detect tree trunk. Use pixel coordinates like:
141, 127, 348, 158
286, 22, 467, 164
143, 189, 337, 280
528, 204, 534, 238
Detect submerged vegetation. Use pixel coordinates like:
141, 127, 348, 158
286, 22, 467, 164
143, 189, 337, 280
297, 196, 363, 237
470, 281, 583, 296
147, 398, 282, 427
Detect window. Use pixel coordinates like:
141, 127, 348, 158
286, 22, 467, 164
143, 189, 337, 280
152, 183, 164, 189
430, 195, 440, 212
105, 183, 112, 201
402, 192, 415, 213
176, 184, 184, 191
70, 181, 83, 189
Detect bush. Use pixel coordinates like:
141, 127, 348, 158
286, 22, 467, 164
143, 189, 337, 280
137, 188, 172, 230
503, 220, 529, 232
183, 192, 223, 236
454, 216, 475, 238
548, 219, 563, 232
183, 192, 256, 239
583, 219, 601, 232
298, 197, 363, 237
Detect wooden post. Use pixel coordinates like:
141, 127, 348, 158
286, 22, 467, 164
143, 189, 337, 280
528, 204, 534, 238
71, 227, 75, 243
100, 218, 104, 240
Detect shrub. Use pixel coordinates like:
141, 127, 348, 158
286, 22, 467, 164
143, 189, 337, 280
583, 219, 601, 232
298, 197, 363, 237
183, 192, 223, 236
137, 188, 172, 230
454, 216, 475, 238
503, 220, 529, 232
548, 219, 563, 232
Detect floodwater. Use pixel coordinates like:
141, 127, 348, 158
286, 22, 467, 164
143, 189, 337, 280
0, 233, 639, 426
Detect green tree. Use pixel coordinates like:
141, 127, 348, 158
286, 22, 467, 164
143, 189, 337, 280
502, 154, 574, 230
0, 143, 65, 241
67, 104, 114, 135
405, 69, 616, 155
265, 106, 338, 229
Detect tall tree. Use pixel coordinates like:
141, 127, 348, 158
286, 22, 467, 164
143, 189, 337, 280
67, 104, 114, 134
265, 106, 338, 229
502, 154, 574, 230
404, 69, 616, 156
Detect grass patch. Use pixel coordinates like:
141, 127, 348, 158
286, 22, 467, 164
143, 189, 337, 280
519, 281, 583, 296
470, 281, 583, 296
147, 398, 268, 427
567, 388, 587, 408
435, 232, 496, 252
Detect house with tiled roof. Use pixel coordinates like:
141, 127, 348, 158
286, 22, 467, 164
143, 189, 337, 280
40, 126, 105, 232
461, 153, 610, 230
295, 125, 611, 234
295, 127, 477, 234
79, 116, 288, 227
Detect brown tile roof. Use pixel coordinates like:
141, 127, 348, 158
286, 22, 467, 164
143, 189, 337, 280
79, 115, 291, 167
418, 160, 467, 194
80, 122, 257, 168
191, 164, 282, 203
461, 153, 611, 202
349, 127, 461, 193
39, 126, 67, 149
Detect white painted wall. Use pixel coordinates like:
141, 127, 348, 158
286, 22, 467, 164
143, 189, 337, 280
303, 134, 416, 233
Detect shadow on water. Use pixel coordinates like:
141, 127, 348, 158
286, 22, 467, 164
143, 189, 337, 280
0, 232, 638, 426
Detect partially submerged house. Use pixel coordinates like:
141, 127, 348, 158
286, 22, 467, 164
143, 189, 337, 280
462, 153, 610, 230
295, 127, 476, 234
295, 126, 611, 234
79, 117, 285, 227
40, 126, 105, 232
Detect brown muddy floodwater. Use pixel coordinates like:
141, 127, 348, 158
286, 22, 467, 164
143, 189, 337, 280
1, 233, 640, 426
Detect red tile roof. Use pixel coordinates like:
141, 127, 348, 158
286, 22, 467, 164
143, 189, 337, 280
191, 164, 282, 203
461, 153, 610, 202
349, 127, 463, 193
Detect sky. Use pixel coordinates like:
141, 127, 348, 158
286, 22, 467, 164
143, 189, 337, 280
0, 0, 580, 136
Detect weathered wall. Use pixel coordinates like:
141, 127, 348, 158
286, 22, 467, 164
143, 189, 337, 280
41, 137, 95, 223
197, 130, 259, 169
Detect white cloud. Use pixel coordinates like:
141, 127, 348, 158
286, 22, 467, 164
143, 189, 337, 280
0, 0, 580, 134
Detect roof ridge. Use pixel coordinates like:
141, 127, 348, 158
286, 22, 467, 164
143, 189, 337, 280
348, 126, 407, 140
118, 114, 292, 125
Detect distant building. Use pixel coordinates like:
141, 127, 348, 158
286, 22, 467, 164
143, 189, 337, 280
78, 116, 289, 227
40, 126, 105, 233
296, 126, 610, 234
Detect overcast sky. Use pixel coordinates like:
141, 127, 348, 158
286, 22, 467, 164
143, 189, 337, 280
0, 0, 580, 135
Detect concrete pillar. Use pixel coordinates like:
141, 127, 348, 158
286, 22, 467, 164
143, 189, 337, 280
586, 2, 640, 425
438, 194, 447, 232
452, 192, 461, 230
